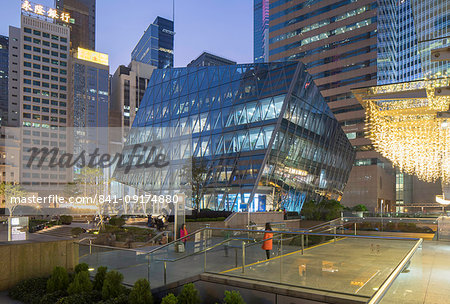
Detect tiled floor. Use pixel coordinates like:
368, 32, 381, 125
222, 237, 418, 299
381, 241, 450, 304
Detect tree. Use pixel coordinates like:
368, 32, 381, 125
0, 182, 28, 215
102, 270, 124, 300
67, 271, 93, 295
177, 283, 200, 304
47, 266, 70, 293
128, 279, 153, 304
223, 290, 246, 304
182, 157, 208, 211
301, 199, 343, 221
352, 204, 368, 212
93, 266, 108, 291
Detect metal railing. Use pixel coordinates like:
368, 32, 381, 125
77, 226, 422, 301
368, 237, 423, 304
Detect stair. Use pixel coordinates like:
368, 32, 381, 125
34, 225, 74, 239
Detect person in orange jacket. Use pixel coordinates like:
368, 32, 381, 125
262, 222, 273, 259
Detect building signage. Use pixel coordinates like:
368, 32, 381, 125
8, 216, 28, 241
77, 47, 109, 66
21, 0, 73, 23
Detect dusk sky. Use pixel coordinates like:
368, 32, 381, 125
0, 0, 254, 72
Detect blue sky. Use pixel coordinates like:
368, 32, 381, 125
0, 0, 254, 72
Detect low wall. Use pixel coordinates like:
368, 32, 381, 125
225, 212, 284, 228
0, 239, 78, 291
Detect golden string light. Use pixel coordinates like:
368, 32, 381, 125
353, 78, 450, 185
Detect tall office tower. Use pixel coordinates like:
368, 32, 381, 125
254, 0, 269, 63
411, 0, 449, 79
0, 35, 8, 126
8, 26, 20, 128
187, 52, 236, 67
6, 6, 72, 193
72, 47, 109, 170
110, 61, 155, 133
267, 0, 393, 211
55, 0, 96, 51
131, 17, 174, 69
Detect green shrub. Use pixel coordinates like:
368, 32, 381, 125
102, 271, 124, 300
60, 215, 73, 225
93, 266, 108, 291
177, 283, 200, 304
71, 227, 85, 237
97, 293, 129, 304
223, 290, 246, 304
56, 292, 95, 304
9, 277, 48, 304
75, 263, 89, 273
128, 279, 153, 304
161, 293, 178, 304
67, 271, 93, 295
39, 290, 67, 304
108, 217, 125, 227
47, 266, 70, 293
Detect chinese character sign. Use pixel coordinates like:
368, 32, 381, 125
21, 0, 71, 23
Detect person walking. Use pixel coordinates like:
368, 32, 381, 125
179, 223, 188, 243
262, 222, 273, 259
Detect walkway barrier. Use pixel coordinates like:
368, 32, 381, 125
76, 226, 422, 302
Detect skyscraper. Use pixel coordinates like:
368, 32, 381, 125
131, 17, 174, 69
72, 47, 109, 172
7, 4, 72, 191
253, 0, 269, 63
55, 0, 96, 51
0, 35, 8, 126
110, 61, 155, 132
267, 0, 390, 211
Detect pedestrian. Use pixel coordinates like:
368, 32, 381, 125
179, 223, 188, 243
262, 222, 273, 259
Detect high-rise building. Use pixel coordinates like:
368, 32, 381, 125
131, 17, 174, 69
114, 62, 355, 212
187, 52, 236, 67
55, 0, 96, 51
0, 35, 8, 126
72, 47, 109, 169
73, 47, 109, 129
6, 6, 72, 191
267, 0, 391, 211
253, 0, 269, 63
110, 61, 156, 133
378, 0, 448, 208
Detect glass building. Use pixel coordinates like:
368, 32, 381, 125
131, 17, 174, 69
115, 62, 355, 212
0, 35, 8, 126
72, 48, 109, 171
254, 0, 269, 63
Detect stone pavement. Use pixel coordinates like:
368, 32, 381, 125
381, 241, 450, 304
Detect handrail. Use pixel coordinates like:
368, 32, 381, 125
206, 227, 422, 241
368, 238, 423, 304
74, 227, 208, 254
155, 237, 255, 263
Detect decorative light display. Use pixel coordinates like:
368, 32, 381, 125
353, 78, 450, 201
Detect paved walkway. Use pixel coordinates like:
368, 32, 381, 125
381, 240, 450, 304
0, 291, 22, 304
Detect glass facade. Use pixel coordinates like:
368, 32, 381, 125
378, 0, 448, 84
73, 59, 109, 170
0, 35, 8, 126
115, 62, 355, 212
254, 0, 269, 63
131, 17, 174, 69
